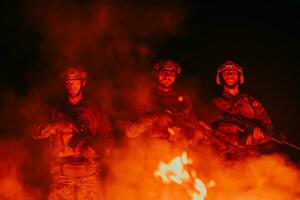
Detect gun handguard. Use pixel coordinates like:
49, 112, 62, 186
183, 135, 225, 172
222, 112, 300, 151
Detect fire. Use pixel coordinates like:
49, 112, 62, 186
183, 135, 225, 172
154, 151, 211, 200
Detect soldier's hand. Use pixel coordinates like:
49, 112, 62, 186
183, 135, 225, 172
55, 122, 77, 133
153, 114, 172, 127
81, 146, 98, 160
168, 126, 182, 142
253, 127, 265, 140
246, 127, 265, 145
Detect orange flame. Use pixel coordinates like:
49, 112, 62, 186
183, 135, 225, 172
154, 151, 211, 200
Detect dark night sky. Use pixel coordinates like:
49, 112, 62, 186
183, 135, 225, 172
1, 1, 300, 158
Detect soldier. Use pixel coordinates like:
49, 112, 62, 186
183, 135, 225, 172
31, 66, 113, 200
204, 61, 273, 159
122, 60, 201, 199
124, 60, 197, 143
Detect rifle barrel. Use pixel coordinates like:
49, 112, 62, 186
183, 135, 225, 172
281, 140, 300, 151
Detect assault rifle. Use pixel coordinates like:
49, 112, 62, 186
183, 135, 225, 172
164, 109, 252, 151
222, 112, 300, 151
68, 122, 95, 149
158, 109, 264, 160
58, 103, 96, 149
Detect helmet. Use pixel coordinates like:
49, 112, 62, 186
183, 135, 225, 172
216, 61, 244, 85
153, 60, 182, 75
61, 66, 88, 81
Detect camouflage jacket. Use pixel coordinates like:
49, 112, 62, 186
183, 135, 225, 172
125, 89, 196, 141
31, 99, 113, 166
212, 92, 273, 145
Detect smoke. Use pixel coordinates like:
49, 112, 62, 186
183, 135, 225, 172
1, 0, 299, 199
0, 139, 48, 200
193, 147, 300, 200
1, 0, 186, 198
104, 140, 300, 200
24, 0, 186, 115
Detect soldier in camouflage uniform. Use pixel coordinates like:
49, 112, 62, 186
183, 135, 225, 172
125, 60, 197, 143
31, 66, 113, 200
207, 61, 273, 159
123, 60, 200, 199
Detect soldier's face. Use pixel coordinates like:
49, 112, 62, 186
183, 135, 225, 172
222, 70, 239, 87
65, 78, 85, 97
158, 70, 176, 88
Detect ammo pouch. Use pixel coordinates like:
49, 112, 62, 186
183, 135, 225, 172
61, 156, 99, 177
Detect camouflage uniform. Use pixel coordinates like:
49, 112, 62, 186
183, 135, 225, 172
200, 61, 274, 160
130, 89, 196, 200
126, 60, 196, 142
124, 60, 197, 199
31, 99, 113, 200
213, 92, 273, 146
125, 86, 195, 157
148, 88, 195, 141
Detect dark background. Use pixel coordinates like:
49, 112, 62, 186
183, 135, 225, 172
1, 1, 300, 160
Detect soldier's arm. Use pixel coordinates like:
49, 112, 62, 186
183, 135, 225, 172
31, 124, 57, 139
251, 99, 273, 133
124, 116, 155, 138
30, 110, 60, 139
245, 99, 273, 145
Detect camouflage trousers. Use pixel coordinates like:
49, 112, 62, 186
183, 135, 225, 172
48, 173, 104, 200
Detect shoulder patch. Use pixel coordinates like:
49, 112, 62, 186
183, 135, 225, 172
178, 96, 184, 102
